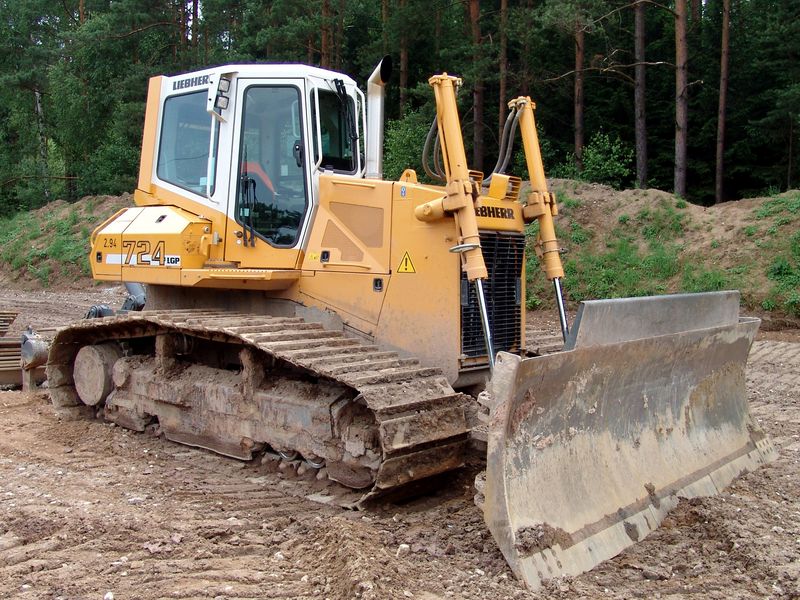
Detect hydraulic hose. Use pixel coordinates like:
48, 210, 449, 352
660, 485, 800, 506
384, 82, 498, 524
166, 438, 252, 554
483, 108, 517, 187
498, 108, 522, 174
422, 116, 446, 182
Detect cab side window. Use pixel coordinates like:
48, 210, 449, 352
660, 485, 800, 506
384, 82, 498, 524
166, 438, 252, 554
157, 91, 216, 194
312, 90, 357, 172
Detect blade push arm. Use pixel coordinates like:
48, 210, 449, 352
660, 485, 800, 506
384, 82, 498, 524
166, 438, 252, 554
416, 75, 487, 281
415, 74, 495, 369
513, 97, 570, 341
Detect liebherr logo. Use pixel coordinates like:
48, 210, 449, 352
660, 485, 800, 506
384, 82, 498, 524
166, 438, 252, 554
475, 205, 515, 220
172, 74, 210, 90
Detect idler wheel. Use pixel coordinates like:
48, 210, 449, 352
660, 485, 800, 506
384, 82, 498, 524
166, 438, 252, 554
73, 343, 123, 406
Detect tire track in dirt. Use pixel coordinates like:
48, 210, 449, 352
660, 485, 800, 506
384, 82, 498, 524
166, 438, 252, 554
0, 392, 525, 599
1, 338, 799, 599
0, 393, 328, 598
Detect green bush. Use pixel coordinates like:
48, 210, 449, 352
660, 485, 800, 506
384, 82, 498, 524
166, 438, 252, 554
383, 109, 435, 182
549, 155, 580, 180
578, 132, 634, 189
550, 133, 634, 189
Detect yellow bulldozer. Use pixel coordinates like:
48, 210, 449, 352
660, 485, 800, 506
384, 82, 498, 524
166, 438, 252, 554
47, 57, 775, 589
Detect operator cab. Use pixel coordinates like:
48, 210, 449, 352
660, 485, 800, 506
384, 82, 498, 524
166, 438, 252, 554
145, 64, 365, 268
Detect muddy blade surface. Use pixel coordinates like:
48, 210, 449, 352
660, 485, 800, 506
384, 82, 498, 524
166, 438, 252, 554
484, 292, 777, 590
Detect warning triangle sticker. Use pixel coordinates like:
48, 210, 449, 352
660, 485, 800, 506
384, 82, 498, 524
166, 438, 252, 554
397, 251, 416, 273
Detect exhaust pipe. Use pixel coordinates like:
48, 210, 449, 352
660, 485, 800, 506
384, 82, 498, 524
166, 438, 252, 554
365, 56, 393, 179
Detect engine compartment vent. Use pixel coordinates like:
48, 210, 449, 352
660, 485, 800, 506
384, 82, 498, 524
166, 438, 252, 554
460, 231, 525, 361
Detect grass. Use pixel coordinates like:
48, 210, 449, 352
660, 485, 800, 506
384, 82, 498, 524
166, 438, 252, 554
524, 185, 800, 320
754, 193, 800, 220
569, 221, 590, 245
562, 199, 690, 301
636, 198, 687, 240
763, 237, 800, 316
749, 192, 800, 316
527, 194, 747, 309
562, 238, 679, 301
0, 200, 108, 286
560, 195, 582, 210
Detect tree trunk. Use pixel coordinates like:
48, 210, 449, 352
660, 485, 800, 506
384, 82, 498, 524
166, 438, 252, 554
574, 22, 585, 171
334, 0, 345, 69
399, 0, 408, 117
33, 89, 50, 202
674, 0, 688, 198
192, 0, 198, 57
634, 0, 647, 188
499, 0, 508, 138
381, 0, 389, 54
469, 0, 484, 171
690, 0, 701, 24
787, 117, 793, 190
435, 7, 441, 56
78, 0, 85, 24
714, 0, 730, 204
180, 1, 187, 50
321, 0, 331, 68
519, 0, 534, 96
65, 163, 77, 201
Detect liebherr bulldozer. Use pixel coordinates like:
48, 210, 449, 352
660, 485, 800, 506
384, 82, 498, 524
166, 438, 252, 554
48, 57, 775, 589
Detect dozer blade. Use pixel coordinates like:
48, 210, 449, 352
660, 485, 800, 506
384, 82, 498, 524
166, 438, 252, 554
483, 291, 777, 589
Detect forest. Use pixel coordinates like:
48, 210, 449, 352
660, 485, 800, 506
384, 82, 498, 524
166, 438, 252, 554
1, 0, 798, 216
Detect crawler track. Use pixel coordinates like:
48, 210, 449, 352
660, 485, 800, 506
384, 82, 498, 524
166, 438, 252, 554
47, 309, 469, 505
0, 312, 21, 387
0, 311, 17, 337
0, 337, 21, 387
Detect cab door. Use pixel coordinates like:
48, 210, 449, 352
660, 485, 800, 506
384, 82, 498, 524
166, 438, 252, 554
224, 79, 312, 269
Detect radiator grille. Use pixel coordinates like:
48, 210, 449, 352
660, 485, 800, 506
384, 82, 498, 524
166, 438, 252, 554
460, 231, 525, 360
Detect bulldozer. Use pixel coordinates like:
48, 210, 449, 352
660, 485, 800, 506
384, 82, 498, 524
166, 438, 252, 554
47, 57, 775, 589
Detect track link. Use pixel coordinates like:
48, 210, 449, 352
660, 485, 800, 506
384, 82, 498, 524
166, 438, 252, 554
47, 309, 469, 505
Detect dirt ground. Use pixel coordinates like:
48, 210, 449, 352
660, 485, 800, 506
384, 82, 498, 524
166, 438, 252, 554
1, 288, 799, 599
